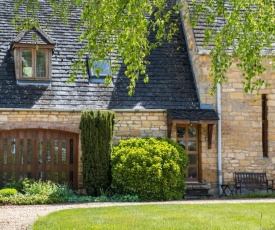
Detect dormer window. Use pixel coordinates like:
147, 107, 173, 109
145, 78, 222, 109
21, 48, 49, 80
86, 56, 111, 83
11, 27, 55, 84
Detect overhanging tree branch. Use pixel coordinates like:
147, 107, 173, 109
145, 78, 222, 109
13, 0, 181, 95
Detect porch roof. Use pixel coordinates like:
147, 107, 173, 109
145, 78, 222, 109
167, 109, 219, 125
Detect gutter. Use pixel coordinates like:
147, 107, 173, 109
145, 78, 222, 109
0, 108, 166, 112
217, 84, 222, 195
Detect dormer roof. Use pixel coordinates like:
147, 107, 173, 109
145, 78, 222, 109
11, 27, 55, 48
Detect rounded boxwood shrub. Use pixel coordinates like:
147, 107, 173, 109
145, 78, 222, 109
0, 188, 18, 197
111, 137, 188, 201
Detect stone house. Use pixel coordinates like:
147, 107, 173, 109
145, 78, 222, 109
180, 0, 275, 195
0, 0, 223, 195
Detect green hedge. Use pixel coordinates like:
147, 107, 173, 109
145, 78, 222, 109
111, 138, 188, 201
79, 110, 115, 196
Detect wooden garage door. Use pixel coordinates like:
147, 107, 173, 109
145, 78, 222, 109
0, 129, 78, 189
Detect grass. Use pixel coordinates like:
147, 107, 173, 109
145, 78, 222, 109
228, 192, 275, 199
33, 203, 275, 230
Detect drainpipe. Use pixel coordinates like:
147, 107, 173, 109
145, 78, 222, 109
217, 83, 222, 196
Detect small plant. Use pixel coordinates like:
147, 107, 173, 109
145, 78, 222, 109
0, 178, 141, 205
1, 179, 78, 205
5, 178, 34, 193
3, 193, 50, 205
0, 182, 20, 203
0, 188, 18, 197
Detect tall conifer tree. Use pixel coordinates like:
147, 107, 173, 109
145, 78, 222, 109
79, 110, 115, 196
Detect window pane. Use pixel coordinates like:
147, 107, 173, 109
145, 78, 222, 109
54, 172, 58, 183
19, 172, 24, 180
54, 140, 58, 164
188, 167, 197, 179
3, 139, 7, 164
188, 141, 196, 151
36, 50, 47, 78
38, 172, 43, 180
62, 139, 66, 164
92, 60, 111, 76
22, 50, 33, 78
177, 127, 185, 138
62, 172, 66, 184
39, 139, 43, 164
70, 139, 74, 164
189, 154, 197, 164
46, 172, 51, 180
27, 139, 32, 164
188, 127, 196, 138
19, 139, 23, 164
2, 172, 7, 187
11, 139, 16, 164
178, 140, 186, 150
46, 140, 51, 164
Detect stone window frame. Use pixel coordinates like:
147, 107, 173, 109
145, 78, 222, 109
12, 43, 54, 82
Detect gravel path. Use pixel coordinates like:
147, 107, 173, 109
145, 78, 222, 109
1, 199, 275, 230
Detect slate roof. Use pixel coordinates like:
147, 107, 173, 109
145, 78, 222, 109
12, 27, 56, 45
187, 1, 267, 54
168, 109, 219, 121
186, 0, 227, 52
0, 0, 217, 120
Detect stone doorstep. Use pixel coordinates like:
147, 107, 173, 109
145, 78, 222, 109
186, 182, 212, 190
184, 182, 212, 199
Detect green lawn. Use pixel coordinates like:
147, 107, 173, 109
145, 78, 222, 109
32, 203, 275, 230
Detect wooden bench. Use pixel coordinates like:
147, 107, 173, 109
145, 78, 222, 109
234, 172, 274, 195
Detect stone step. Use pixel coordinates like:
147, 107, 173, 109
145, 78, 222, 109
184, 187, 212, 199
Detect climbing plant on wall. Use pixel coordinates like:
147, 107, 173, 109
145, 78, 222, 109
79, 110, 115, 196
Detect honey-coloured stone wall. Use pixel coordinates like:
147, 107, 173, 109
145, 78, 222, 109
181, 4, 275, 194
0, 109, 168, 189
114, 110, 167, 144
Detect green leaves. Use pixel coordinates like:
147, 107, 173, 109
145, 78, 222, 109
111, 137, 188, 201
186, 0, 275, 95
13, 0, 180, 95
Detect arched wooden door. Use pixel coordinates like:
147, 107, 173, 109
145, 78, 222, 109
0, 129, 78, 189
